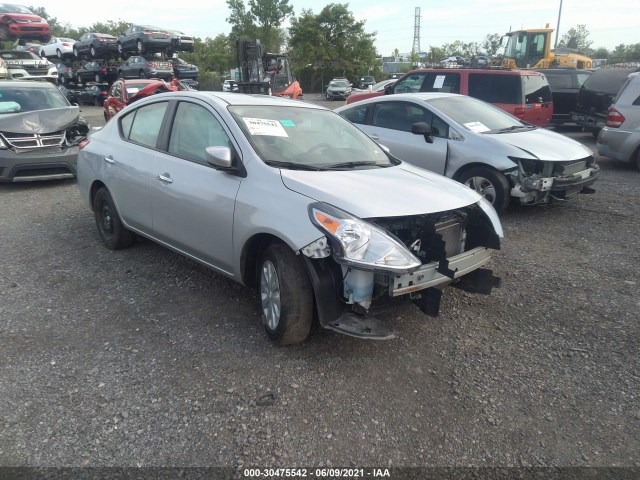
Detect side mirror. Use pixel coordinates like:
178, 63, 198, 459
383, 84, 394, 95
411, 122, 434, 144
205, 146, 233, 169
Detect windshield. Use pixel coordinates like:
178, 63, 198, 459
503, 31, 547, 68
0, 51, 41, 60
0, 85, 69, 113
0, 4, 33, 13
330, 80, 348, 87
229, 106, 393, 169
428, 96, 526, 133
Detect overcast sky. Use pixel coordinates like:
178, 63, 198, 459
36, 0, 639, 54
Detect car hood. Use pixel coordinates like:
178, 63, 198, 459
280, 162, 481, 218
0, 106, 79, 133
486, 127, 592, 160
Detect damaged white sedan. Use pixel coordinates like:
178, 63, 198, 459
0, 80, 88, 182
77, 92, 502, 344
336, 93, 599, 211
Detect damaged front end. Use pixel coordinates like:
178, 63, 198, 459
300, 200, 502, 340
507, 156, 599, 205
0, 107, 89, 182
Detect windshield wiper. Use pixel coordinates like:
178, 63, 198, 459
492, 125, 538, 134
322, 161, 390, 170
264, 160, 326, 171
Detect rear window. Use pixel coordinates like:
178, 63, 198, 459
582, 68, 639, 94
468, 74, 521, 104
523, 75, 552, 104
542, 72, 574, 89
393, 72, 460, 94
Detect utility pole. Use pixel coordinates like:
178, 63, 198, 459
412, 7, 421, 65
554, 0, 563, 48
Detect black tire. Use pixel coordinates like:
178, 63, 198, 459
40, 49, 46, 58
137, 40, 144, 54
90, 46, 97, 58
259, 243, 313, 345
73, 46, 79, 58
93, 187, 135, 250
93, 96, 100, 107
457, 166, 511, 212
58, 75, 66, 84
117, 43, 123, 54
56, 49, 62, 59
95, 73, 101, 83
591, 128, 600, 139
117, 70, 123, 78
138, 70, 145, 79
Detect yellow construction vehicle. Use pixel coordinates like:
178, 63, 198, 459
501, 28, 592, 69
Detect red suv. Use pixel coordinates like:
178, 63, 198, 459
0, 4, 51, 42
347, 68, 553, 127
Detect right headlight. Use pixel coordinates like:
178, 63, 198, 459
309, 202, 421, 274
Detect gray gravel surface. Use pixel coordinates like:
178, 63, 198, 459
1, 101, 639, 469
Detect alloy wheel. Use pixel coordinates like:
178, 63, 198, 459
464, 176, 497, 204
260, 260, 281, 331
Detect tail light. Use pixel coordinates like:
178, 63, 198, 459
66, 67, 71, 73
606, 107, 625, 128
148, 62, 156, 68
79, 139, 90, 149
514, 107, 525, 119
98, 38, 106, 42
100, 91, 107, 95
101, 67, 107, 73
62, 42, 71, 46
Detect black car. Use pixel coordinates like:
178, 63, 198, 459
171, 57, 199, 80
533, 68, 593, 125
117, 56, 173, 80
118, 25, 171, 56
76, 60, 120, 84
77, 84, 109, 106
573, 67, 640, 136
57, 84, 79, 104
55, 62, 77, 84
73, 33, 118, 59
167, 30, 194, 53
358, 75, 375, 89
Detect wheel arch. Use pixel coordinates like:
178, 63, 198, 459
89, 180, 107, 209
240, 233, 290, 289
452, 162, 512, 184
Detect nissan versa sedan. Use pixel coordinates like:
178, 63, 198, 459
77, 92, 503, 345
336, 93, 599, 211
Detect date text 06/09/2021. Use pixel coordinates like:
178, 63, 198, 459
243, 468, 391, 478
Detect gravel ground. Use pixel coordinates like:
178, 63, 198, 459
1, 100, 639, 472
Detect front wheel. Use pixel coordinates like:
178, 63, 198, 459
137, 40, 144, 54
138, 70, 145, 79
90, 46, 97, 58
457, 167, 510, 212
259, 243, 313, 345
73, 46, 79, 58
93, 187, 135, 250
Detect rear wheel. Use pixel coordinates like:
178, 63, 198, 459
93, 187, 135, 250
457, 167, 510, 212
137, 40, 144, 54
138, 70, 145, 79
73, 46, 79, 58
259, 243, 313, 345
56, 49, 62, 59
58, 75, 66, 84
95, 73, 101, 83
90, 46, 97, 58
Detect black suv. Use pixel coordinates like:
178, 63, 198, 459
573, 67, 640, 136
533, 68, 592, 125
76, 60, 120, 84
118, 25, 171, 56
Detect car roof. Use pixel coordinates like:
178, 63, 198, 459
406, 68, 545, 77
133, 91, 327, 110
0, 80, 58, 90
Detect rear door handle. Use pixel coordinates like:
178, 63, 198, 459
157, 173, 173, 184
104, 155, 115, 164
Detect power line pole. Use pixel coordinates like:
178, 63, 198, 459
412, 7, 421, 62
555, 0, 563, 48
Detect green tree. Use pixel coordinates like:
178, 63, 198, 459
392, 48, 400, 59
591, 47, 610, 59
427, 46, 444, 63
226, 0, 293, 53
288, 4, 378, 91
482, 33, 502, 56
558, 24, 592, 52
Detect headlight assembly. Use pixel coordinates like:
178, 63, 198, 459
308, 202, 421, 274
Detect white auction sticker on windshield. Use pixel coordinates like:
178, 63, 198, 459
463, 121, 490, 133
243, 117, 289, 137
126, 88, 142, 94
433, 75, 446, 89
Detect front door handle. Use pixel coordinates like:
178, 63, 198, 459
370, 134, 380, 140
104, 155, 115, 164
157, 173, 173, 184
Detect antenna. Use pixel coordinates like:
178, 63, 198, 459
412, 7, 421, 60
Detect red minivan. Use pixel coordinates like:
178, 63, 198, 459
346, 69, 553, 127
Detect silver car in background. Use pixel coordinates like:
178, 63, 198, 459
597, 72, 640, 169
77, 92, 503, 345
336, 93, 599, 211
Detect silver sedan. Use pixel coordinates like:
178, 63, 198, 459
77, 92, 503, 345
336, 93, 600, 211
